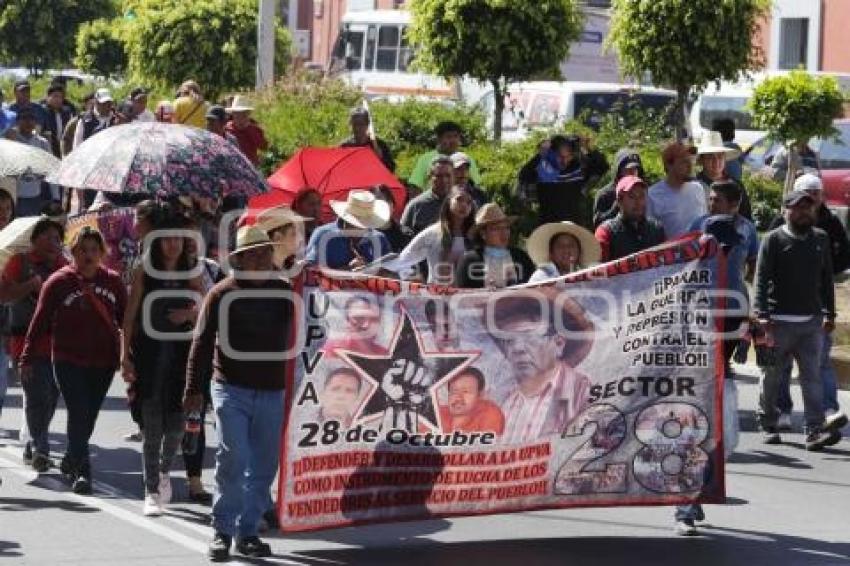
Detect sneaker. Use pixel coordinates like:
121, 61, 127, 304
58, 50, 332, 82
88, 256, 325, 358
158, 472, 172, 505
22, 443, 33, 465
675, 519, 698, 536
143, 493, 163, 517
763, 427, 782, 445
31, 451, 50, 473
235, 536, 272, 558
208, 532, 232, 562
823, 428, 842, 447
824, 411, 848, 432
777, 412, 793, 431
123, 431, 143, 442
72, 474, 92, 495
262, 509, 279, 531
805, 429, 831, 451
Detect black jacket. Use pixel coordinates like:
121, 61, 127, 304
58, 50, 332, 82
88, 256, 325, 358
455, 247, 536, 289
593, 149, 645, 228
768, 206, 850, 274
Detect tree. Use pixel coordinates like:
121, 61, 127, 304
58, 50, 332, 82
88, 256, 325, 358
749, 70, 845, 194
123, 0, 292, 100
608, 0, 770, 137
0, 0, 116, 73
408, 0, 583, 143
75, 19, 128, 79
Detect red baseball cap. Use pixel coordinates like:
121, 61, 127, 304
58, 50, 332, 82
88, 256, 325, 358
616, 175, 647, 197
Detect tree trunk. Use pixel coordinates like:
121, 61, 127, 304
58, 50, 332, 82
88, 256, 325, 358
492, 78, 504, 144
784, 143, 799, 196
675, 85, 690, 141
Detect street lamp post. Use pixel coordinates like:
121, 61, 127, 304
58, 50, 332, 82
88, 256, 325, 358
257, 0, 276, 89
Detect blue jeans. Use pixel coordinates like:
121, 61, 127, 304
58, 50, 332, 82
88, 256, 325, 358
776, 329, 839, 414
211, 381, 284, 538
54, 362, 113, 475
22, 358, 59, 455
759, 318, 825, 433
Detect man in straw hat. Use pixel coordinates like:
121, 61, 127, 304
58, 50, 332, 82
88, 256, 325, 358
595, 175, 665, 262
527, 221, 601, 283
485, 287, 593, 443
455, 203, 535, 289
184, 225, 293, 560
305, 190, 392, 271
695, 130, 753, 221
225, 96, 268, 166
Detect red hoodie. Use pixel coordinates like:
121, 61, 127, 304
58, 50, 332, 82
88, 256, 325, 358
20, 264, 127, 369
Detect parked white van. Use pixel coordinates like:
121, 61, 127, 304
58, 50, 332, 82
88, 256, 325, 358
477, 81, 677, 141
690, 72, 850, 150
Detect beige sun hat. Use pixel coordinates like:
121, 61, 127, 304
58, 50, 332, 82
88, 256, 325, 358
329, 190, 390, 230
526, 221, 601, 267
229, 225, 278, 258
469, 203, 517, 239
256, 205, 310, 234
226, 95, 254, 113
696, 130, 740, 159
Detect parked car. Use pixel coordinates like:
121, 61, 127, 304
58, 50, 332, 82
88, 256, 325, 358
743, 119, 850, 223
477, 81, 677, 141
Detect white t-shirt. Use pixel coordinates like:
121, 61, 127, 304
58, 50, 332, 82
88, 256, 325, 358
647, 179, 707, 239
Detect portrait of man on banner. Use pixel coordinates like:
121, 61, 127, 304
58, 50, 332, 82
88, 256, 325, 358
486, 289, 594, 444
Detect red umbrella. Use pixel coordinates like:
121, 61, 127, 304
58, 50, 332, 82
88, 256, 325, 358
245, 147, 406, 224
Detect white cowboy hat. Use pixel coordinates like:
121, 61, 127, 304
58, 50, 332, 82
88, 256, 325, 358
256, 205, 310, 234
526, 221, 601, 268
226, 95, 254, 113
696, 131, 740, 159
229, 225, 278, 258
329, 190, 390, 230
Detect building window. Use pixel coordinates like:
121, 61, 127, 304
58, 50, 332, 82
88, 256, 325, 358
779, 18, 809, 69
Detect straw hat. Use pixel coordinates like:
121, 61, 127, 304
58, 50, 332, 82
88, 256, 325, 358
226, 95, 254, 113
696, 131, 740, 159
469, 203, 517, 238
526, 221, 601, 267
229, 225, 277, 258
256, 205, 310, 234
329, 190, 390, 230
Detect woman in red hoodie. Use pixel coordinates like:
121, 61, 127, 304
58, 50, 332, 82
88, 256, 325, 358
19, 226, 127, 494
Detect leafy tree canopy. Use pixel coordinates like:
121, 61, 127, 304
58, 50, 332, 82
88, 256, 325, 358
608, 0, 770, 133
408, 0, 583, 141
74, 18, 128, 79
0, 0, 116, 72
123, 0, 292, 99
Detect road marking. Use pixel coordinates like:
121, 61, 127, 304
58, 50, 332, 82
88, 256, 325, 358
0, 448, 208, 555
0, 445, 308, 565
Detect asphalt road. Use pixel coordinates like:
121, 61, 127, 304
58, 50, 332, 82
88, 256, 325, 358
1, 365, 848, 566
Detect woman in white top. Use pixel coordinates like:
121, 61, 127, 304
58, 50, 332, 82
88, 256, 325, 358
527, 221, 601, 283
385, 187, 474, 284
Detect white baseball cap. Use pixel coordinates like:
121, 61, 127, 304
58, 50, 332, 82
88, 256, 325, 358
95, 88, 114, 104
794, 173, 823, 193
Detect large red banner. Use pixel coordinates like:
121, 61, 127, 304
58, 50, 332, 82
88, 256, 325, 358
279, 235, 725, 531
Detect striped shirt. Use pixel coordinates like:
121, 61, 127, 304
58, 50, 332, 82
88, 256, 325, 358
500, 363, 591, 444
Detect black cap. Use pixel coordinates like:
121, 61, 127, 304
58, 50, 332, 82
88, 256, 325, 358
129, 87, 148, 100
435, 120, 462, 136
206, 105, 227, 121
14, 80, 30, 91
783, 190, 815, 207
